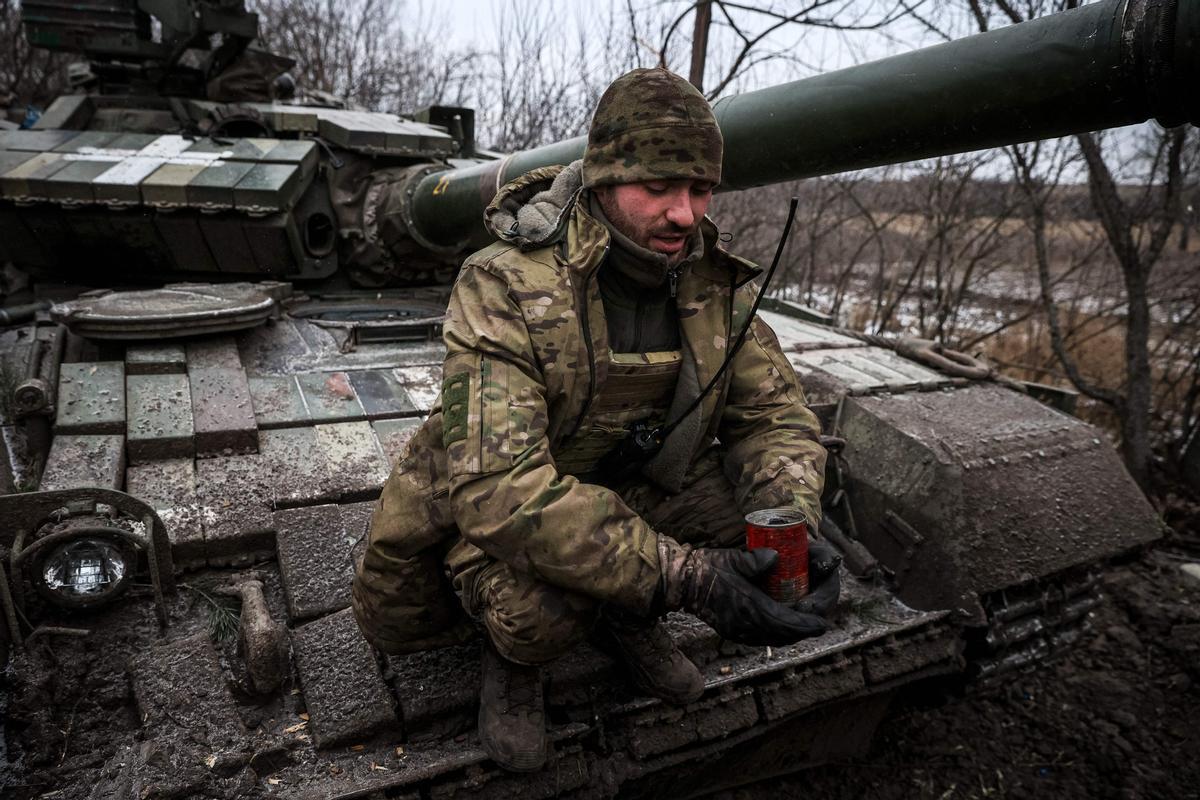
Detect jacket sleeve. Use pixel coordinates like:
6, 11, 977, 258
718, 312, 827, 528
441, 263, 663, 613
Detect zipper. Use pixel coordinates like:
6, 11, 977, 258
633, 289, 645, 353
668, 267, 680, 298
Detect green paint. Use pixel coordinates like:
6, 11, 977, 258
441, 372, 469, 446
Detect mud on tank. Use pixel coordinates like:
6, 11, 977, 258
0, 0, 1193, 797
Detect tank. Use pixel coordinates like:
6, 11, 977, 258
0, 0, 1192, 797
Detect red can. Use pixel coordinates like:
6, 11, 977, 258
745, 508, 809, 603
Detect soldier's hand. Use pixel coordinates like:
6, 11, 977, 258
793, 538, 841, 617
658, 539, 826, 647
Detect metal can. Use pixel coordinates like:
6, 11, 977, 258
745, 508, 809, 603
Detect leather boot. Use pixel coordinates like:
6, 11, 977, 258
478, 641, 547, 772
600, 614, 705, 705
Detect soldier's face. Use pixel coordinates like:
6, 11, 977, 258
598, 180, 714, 263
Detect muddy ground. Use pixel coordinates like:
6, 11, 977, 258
4, 503, 1196, 800
732, 505, 1200, 800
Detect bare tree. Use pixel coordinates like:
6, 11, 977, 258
833, 171, 907, 323
657, 0, 915, 100
482, 1, 599, 152
858, 154, 1017, 342
252, 0, 479, 114
967, 0, 1198, 489
688, 0, 714, 90
715, 176, 865, 308
253, 0, 626, 151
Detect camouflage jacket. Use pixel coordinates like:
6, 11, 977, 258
353, 162, 827, 654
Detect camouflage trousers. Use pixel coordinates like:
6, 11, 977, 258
446, 447, 745, 665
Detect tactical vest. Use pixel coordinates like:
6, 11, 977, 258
553, 350, 682, 477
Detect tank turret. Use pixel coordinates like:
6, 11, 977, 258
1, 0, 1194, 286
1, 0, 482, 287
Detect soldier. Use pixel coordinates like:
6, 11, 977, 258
353, 67, 838, 772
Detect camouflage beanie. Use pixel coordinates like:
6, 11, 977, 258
582, 67, 723, 188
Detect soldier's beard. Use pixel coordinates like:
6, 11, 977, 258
600, 200, 697, 266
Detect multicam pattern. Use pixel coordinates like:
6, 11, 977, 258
443, 448, 750, 666
552, 350, 681, 476
351, 417, 476, 654
582, 68, 724, 188
352, 165, 826, 653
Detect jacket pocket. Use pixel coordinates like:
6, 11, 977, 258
444, 351, 549, 476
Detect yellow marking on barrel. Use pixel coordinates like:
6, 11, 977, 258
432, 175, 451, 196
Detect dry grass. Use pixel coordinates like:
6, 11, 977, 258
976, 313, 1126, 432
954, 310, 1193, 443
839, 299, 1141, 435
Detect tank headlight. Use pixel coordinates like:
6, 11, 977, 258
36, 537, 132, 608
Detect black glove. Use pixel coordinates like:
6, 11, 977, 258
658, 538, 827, 647
793, 538, 841, 617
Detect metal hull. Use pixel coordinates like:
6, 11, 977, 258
0, 302, 1159, 798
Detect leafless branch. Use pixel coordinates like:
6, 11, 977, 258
1009, 143, 1122, 407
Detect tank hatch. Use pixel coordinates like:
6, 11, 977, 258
49, 282, 289, 339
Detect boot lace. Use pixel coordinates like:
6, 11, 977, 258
624, 622, 677, 665
502, 667, 541, 714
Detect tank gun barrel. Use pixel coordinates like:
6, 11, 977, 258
406, 0, 1197, 252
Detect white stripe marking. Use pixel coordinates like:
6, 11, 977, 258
77, 135, 233, 185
